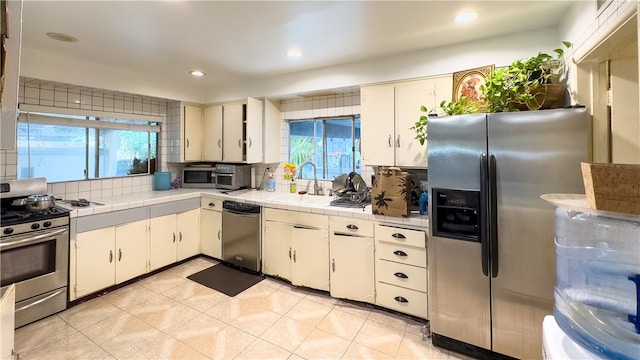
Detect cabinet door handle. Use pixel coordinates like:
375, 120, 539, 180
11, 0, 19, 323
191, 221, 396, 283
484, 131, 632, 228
392, 233, 406, 239
396, 134, 400, 148
388, 135, 392, 148
393, 250, 407, 257
109, 250, 113, 263
332, 259, 335, 272
173, 233, 176, 243
238, 139, 242, 148
118, 248, 122, 262
394, 272, 408, 279
346, 224, 359, 230
248, 138, 252, 148
179, 232, 183, 242
217, 230, 221, 240
293, 250, 296, 263
218, 139, 221, 148
289, 247, 292, 259
394, 296, 408, 303
186, 139, 190, 148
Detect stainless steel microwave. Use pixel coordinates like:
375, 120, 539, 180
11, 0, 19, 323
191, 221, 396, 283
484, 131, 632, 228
182, 167, 216, 188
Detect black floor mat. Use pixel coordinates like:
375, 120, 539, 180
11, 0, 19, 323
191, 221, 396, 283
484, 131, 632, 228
187, 263, 264, 297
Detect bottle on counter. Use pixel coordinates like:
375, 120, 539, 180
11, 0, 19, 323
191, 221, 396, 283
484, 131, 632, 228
419, 192, 429, 215
266, 173, 276, 192
289, 179, 296, 193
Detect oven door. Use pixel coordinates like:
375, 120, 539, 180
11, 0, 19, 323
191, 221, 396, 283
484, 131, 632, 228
0, 227, 69, 303
215, 173, 236, 190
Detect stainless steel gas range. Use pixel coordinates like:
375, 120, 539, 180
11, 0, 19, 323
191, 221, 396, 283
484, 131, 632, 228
0, 178, 70, 328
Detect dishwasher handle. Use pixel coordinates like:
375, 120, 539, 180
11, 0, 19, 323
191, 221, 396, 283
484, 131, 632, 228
223, 209, 261, 217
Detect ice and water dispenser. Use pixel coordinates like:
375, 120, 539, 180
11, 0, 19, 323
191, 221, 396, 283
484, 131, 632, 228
432, 188, 480, 241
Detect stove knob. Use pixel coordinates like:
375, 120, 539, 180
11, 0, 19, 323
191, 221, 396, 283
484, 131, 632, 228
3, 228, 13, 235
31, 223, 40, 230
43, 221, 52, 228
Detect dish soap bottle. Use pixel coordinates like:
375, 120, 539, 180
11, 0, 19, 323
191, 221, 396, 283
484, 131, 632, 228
289, 179, 296, 193
266, 173, 275, 192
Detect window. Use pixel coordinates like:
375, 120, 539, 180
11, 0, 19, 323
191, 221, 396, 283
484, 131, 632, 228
17, 109, 160, 182
289, 116, 360, 180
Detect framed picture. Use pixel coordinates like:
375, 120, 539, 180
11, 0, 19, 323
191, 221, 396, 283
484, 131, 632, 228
452, 65, 494, 104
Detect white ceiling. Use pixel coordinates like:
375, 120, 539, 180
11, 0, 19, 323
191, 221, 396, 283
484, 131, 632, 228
20, 1, 576, 102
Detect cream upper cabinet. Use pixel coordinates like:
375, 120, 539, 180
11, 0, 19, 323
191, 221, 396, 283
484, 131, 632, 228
203, 105, 223, 161
181, 103, 204, 162
223, 102, 244, 162
361, 85, 396, 166
1, 0, 22, 150
222, 98, 264, 163
361, 76, 452, 167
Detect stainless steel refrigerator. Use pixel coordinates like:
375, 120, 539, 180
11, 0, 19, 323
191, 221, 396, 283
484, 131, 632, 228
427, 108, 589, 360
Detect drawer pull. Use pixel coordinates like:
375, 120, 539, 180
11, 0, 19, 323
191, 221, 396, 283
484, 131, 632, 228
209, 202, 215, 207
393, 250, 408, 257
346, 224, 359, 230
394, 272, 408, 279
394, 296, 408, 303
392, 233, 406, 239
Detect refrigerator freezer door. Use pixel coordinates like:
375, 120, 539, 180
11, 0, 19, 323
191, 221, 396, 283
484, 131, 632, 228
487, 108, 589, 359
428, 113, 491, 349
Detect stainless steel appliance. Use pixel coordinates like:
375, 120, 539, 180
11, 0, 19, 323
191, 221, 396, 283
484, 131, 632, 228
214, 164, 251, 190
221, 201, 261, 272
427, 108, 589, 359
0, 178, 71, 328
182, 166, 216, 189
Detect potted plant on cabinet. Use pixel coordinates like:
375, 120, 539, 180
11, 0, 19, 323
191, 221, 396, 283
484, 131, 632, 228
411, 41, 573, 142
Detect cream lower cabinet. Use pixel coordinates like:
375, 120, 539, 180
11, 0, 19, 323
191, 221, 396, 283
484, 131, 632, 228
200, 197, 222, 258
329, 217, 375, 303
72, 220, 149, 300
1, 284, 15, 359
374, 224, 428, 319
149, 209, 200, 271
262, 208, 329, 291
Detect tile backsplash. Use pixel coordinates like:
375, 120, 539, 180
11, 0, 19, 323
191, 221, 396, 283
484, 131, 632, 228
1, 77, 178, 200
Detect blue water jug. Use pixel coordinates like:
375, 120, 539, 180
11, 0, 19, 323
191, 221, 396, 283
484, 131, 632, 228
419, 192, 428, 215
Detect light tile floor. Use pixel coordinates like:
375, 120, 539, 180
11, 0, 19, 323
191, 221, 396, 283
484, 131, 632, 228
14, 257, 475, 360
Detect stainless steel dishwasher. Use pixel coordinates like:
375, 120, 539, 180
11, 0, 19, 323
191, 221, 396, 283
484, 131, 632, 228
222, 200, 261, 272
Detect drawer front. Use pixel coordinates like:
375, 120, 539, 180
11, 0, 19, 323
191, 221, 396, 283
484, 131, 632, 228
264, 208, 328, 229
376, 242, 427, 268
201, 197, 222, 210
375, 224, 426, 248
330, 217, 374, 237
375, 282, 427, 319
375, 259, 427, 292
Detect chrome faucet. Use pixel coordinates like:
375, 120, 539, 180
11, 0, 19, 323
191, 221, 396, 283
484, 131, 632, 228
297, 161, 323, 195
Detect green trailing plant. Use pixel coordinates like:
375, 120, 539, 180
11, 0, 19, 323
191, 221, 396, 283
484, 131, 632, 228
409, 105, 433, 145
481, 41, 572, 112
439, 96, 484, 115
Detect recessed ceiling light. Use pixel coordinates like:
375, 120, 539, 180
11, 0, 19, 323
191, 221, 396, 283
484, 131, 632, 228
454, 12, 478, 25
286, 48, 303, 58
46, 32, 77, 42
189, 70, 205, 77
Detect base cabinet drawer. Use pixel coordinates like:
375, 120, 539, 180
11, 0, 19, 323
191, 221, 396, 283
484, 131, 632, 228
376, 242, 427, 268
375, 282, 427, 319
376, 259, 427, 292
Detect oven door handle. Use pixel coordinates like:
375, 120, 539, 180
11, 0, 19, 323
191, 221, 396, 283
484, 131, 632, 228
0, 227, 68, 250
15, 289, 65, 313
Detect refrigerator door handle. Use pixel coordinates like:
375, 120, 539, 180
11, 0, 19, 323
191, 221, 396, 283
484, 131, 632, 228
489, 154, 499, 278
480, 153, 490, 277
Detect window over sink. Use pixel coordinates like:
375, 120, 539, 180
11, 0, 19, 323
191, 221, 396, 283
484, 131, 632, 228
17, 107, 160, 182
289, 116, 361, 180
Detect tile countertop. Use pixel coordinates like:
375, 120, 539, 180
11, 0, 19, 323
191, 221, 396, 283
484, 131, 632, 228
58, 188, 429, 229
